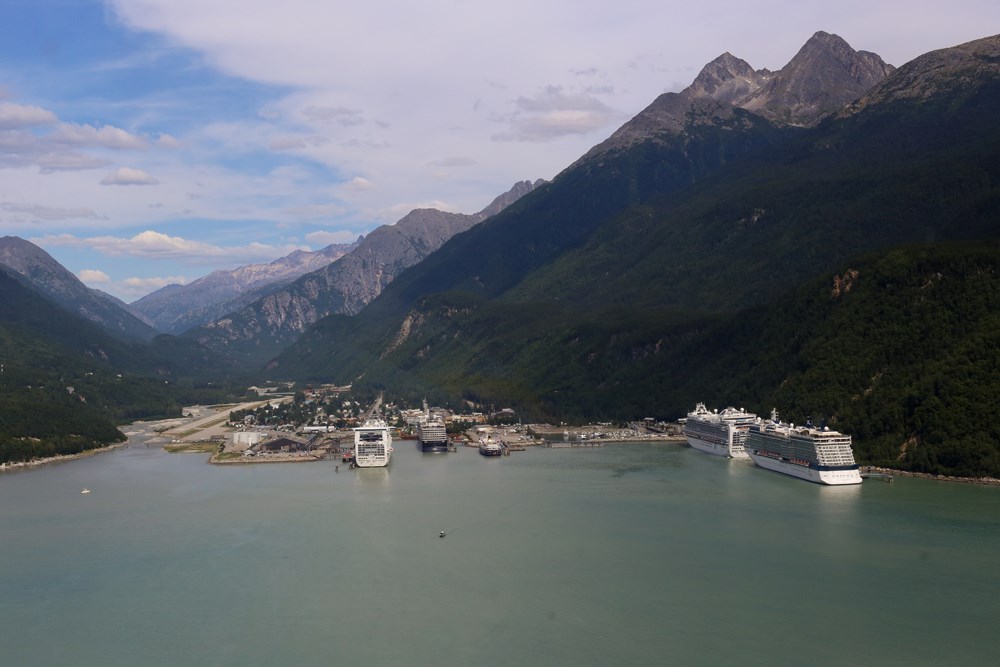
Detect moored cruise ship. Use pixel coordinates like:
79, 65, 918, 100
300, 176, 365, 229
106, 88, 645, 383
417, 419, 448, 453
745, 410, 862, 485
682, 403, 757, 458
353, 419, 393, 467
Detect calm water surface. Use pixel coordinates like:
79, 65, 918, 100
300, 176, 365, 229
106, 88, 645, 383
2, 430, 999, 666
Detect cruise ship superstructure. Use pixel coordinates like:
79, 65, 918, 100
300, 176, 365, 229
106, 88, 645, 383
744, 410, 862, 485
353, 419, 393, 467
417, 419, 448, 453
683, 403, 757, 458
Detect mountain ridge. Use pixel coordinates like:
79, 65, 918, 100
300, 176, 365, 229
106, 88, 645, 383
576, 30, 893, 166
183, 179, 544, 365
0, 236, 160, 342
131, 240, 360, 334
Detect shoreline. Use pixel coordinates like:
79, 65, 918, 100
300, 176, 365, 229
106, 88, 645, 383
0, 441, 132, 473
4, 424, 1000, 487
861, 466, 1000, 487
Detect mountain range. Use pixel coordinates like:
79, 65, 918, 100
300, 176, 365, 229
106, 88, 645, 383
265, 31, 1000, 476
180, 179, 542, 366
130, 240, 361, 334
4, 31, 1000, 477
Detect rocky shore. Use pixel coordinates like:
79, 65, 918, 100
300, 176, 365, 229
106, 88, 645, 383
862, 466, 1000, 487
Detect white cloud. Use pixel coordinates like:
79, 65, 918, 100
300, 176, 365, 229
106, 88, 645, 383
50, 123, 149, 150
493, 86, 622, 142
36, 153, 110, 173
345, 177, 374, 191
78, 269, 111, 283
156, 134, 181, 149
123, 274, 188, 289
117, 274, 189, 300
0, 202, 104, 221
0, 99, 158, 175
100, 167, 160, 186
35, 230, 310, 264
0, 102, 58, 129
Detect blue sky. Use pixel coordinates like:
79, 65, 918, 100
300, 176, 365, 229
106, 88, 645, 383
2, 0, 998, 301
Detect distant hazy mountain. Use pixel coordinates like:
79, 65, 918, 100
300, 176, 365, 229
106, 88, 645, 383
0, 236, 159, 342
131, 241, 360, 334
184, 179, 543, 364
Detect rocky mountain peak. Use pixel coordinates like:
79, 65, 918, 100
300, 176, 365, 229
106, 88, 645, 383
738, 30, 895, 126
576, 31, 893, 165
686, 52, 769, 103
474, 179, 546, 220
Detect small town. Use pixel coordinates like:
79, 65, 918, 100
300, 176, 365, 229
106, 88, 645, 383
160, 383, 682, 464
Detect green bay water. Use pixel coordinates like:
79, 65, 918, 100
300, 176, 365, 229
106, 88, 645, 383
2, 434, 999, 666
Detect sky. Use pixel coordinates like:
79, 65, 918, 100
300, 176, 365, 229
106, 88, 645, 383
1, 0, 997, 301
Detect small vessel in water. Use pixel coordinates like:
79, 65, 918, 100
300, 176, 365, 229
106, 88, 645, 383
80, 488, 91, 494
682, 403, 757, 458
745, 410, 862, 485
478, 436, 502, 457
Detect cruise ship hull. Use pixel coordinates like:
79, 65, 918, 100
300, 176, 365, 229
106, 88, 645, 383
685, 434, 749, 459
746, 451, 862, 485
418, 439, 448, 453
355, 450, 392, 467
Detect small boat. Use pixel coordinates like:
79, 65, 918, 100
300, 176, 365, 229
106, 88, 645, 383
478, 436, 502, 457
80, 488, 91, 494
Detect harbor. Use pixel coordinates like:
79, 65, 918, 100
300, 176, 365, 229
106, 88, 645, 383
3, 432, 1000, 666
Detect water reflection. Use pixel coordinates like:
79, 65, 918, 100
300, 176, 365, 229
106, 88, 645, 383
354, 467, 390, 488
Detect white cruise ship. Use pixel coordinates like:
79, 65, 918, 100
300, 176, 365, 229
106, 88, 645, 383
417, 419, 448, 453
353, 419, 393, 467
682, 403, 757, 458
745, 410, 862, 485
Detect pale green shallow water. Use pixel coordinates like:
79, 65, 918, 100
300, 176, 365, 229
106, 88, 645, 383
2, 434, 999, 666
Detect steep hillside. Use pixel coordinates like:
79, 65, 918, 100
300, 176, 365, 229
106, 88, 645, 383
0, 268, 173, 463
184, 180, 543, 366
499, 33, 1000, 311
0, 236, 160, 342
277, 243, 1000, 477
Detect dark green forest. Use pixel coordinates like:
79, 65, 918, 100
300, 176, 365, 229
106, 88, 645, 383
272, 243, 1000, 478
0, 269, 245, 464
